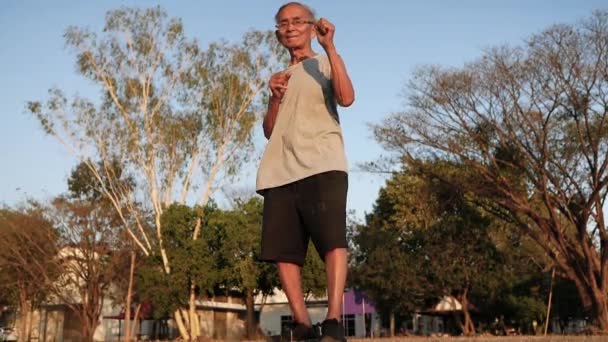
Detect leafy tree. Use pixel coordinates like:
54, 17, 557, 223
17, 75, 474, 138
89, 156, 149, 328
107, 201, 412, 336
353, 163, 529, 336
300, 243, 328, 299
351, 173, 430, 336
420, 202, 502, 335
203, 197, 325, 338
45, 196, 131, 342
202, 198, 270, 338
135, 203, 213, 321
67, 160, 146, 341
24, 161, 133, 342
418, 165, 510, 336
477, 222, 553, 334
0, 161, 137, 342
0, 206, 58, 342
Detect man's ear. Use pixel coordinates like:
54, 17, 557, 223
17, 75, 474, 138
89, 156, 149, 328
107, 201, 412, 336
275, 30, 281, 41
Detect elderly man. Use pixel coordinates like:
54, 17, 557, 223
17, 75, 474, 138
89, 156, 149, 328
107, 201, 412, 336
256, 2, 355, 341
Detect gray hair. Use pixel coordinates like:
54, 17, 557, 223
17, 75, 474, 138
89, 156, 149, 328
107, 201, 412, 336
274, 2, 316, 23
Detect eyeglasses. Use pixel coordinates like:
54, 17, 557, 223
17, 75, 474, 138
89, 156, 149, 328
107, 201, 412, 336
275, 19, 314, 31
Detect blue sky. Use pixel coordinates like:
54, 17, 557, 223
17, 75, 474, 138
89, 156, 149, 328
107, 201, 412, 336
1, 0, 606, 217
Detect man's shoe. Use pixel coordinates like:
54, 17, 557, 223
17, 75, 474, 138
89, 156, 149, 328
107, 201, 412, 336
320, 319, 346, 342
283, 322, 319, 341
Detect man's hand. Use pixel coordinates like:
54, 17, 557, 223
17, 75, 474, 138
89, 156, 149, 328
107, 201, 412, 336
316, 18, 335, 50
264, 72, 289, 139
269, 72, 290, 101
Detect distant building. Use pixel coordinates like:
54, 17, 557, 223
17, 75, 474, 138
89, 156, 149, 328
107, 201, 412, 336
413, 296, 476, 336
256, 288, 381, 338
6, 295, 254, 341
2, 246, 254, 341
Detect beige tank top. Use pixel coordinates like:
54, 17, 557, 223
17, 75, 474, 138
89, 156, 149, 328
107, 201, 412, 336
256, 54, 348, 192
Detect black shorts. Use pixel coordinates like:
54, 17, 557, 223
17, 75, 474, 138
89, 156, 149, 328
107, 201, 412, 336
260, 171, 348, 266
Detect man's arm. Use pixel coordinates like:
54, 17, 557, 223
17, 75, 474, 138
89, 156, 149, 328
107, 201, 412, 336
316, 18, 355, 107
263, 96, 281, 139
325, 47, 355, 107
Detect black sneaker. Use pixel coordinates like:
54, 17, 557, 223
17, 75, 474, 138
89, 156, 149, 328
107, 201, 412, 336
320, 319, 346, 342
283, 322, 319, 342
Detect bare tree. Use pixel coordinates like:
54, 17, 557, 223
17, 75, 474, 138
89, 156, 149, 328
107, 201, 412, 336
373, 11, 608, 331
27, 7, 284, 338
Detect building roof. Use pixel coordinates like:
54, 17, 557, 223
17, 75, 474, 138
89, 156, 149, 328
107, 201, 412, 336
416, 296, 477, 316
254, 288, 377, 315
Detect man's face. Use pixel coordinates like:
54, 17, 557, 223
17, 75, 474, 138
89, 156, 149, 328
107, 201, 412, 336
275, 4, 315, 49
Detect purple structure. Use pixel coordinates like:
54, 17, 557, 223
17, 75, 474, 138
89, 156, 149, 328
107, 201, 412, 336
342, 289, 377, 315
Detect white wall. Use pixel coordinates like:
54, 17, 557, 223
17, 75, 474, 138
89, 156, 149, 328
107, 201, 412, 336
259, 303, 328, 336
353, 313, 381, 338
413, 314, 445, 336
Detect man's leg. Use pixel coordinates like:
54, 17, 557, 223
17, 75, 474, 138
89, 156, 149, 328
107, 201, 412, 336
297, 171, 349, 321
278, 261, 311, 326
297, 171, 349, 340
260, 184, 311, 326
324, 247, 347, 320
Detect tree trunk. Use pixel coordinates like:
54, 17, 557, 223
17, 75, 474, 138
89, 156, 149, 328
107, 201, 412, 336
592, 295, 608, 332
174, 309, 190, 339
124, 251, 136, 341
70, 301, 100, 342
17, 312, 28, 342
544, 268, 555, 335
557, 248, 608, 333
17, 287, 30, 342
389, 311, 395, 337
463, 309, 475, 336
566, 263, 608, 333
188, 285, 200, 339
83, 287, 103, 342
124, 296, 131, 341
129, 304, 142, 339
459, 291, 476, 336
27, 308, 34, 342
83, 325, 94, 342
245, 288, 256, 339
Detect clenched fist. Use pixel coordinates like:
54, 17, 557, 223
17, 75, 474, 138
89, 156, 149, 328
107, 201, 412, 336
315, 18, 335, 50
269, 72, 291, 101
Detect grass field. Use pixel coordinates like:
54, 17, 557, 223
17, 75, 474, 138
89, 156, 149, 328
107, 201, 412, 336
235, 336, 608, 342
345, 337, 607, 342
